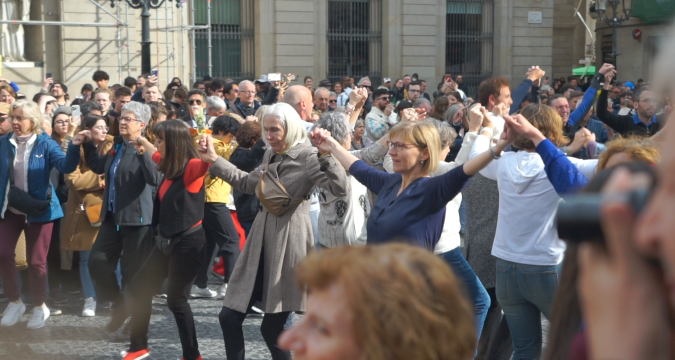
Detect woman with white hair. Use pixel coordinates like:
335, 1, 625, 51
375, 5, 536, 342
198, 102, 348, 360
0, 100, 81, 329
74, 101, 161, 344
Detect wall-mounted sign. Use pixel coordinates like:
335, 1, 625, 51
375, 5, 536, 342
633, 29, 642, 40
528, 11, 543, 24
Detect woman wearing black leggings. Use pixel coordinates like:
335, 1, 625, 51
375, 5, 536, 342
122, 120, 211, 360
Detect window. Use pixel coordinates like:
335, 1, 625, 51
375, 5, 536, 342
446, 0, 494, 96
194, 0, 254, 80
327, 0, 382, 86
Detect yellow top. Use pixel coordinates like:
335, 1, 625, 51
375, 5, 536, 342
204, 137, 238, 203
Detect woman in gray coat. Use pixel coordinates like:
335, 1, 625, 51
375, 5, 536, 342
198, 102, 348, 360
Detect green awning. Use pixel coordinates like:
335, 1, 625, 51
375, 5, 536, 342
633, 0, 675, 24
573, 65, 595, 76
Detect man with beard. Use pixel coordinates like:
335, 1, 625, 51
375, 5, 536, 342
597, 73, 661, 136
51, 82, 70, 106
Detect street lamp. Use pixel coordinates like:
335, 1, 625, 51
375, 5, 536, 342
110, 0, 183, 74
595, 0, 633, 65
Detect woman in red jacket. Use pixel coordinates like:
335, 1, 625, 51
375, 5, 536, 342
122, 120, 210, 360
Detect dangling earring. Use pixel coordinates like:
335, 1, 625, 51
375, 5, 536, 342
420, 160, 425, 165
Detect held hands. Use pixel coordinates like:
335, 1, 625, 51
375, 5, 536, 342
72, 130, 92, 146
503, 114, 545, 145
129, 136, 148, 154
197, 134, 219, 164
491, 102, 509, 118
348, 87, 368, 108
468, 105, 484, 132
604, 70, 617, 90
245, 116, 259, 122
308, 128, 336, 155
572, 128, 594, 148
400, 108, 424, 122
526, 66, 546, 82
598, 63, 616, 75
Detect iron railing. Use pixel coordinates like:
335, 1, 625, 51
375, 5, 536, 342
194, 0, 255, 80
327, 0, 383, 86
446, 0, 494, 97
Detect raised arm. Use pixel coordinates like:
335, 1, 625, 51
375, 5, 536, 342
350, 134, 388, 166
48, 138, 81, 174
305, 148, 349, 197
536, 139, 589, 194
199, 134, 262, 195
77, 131, 110, 175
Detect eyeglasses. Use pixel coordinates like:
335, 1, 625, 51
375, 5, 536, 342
388, 141, 418, 151
188, 99, 202, 105
93, 125, 109, 132
10, 116, 27, 122
240, 90, 256, 95
553, 104, 570, 111
119, 116, 140, 124
54, 120, 67, 125
329, 100, 337, 104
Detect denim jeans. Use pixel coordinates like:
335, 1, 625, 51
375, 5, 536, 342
495, 258, 561, 360
239, 222, 252, 238
79, 251, 97, 300
441, 248, 490, 340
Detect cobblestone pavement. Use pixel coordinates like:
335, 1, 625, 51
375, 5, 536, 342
0, 283, 273, 360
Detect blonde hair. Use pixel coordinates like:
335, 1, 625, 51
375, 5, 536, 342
598, 136, 660, 170
295, 243, 476, 360
514, 104, 569, 150
254, 104, 272, 120
388, 121, 441, 174
11, 100, 44, 135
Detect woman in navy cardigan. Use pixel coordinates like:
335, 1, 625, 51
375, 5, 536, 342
309, 109, 517, 251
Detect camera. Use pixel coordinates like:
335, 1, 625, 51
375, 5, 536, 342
556, 189, 651, 243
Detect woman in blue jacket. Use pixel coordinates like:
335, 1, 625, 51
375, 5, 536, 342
0, 100, 80, 330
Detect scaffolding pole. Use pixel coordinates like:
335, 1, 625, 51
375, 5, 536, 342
88, 0, 128, 25
207, 0, 212, 77
165, 1, 170, 83
0, 20, 124, 27
116, 3, 123, 83
191, 0, 196, 84
126, 3, 131, 77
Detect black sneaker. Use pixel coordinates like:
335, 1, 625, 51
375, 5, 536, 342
106, 301, 129, 333
48, 289, 68, 304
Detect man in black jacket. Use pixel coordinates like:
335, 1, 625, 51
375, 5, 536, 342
597, 71, 660, 136
78, 101, 160, 332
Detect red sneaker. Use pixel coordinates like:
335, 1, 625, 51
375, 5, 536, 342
212, 257, 225, 276
122, 349, 150, 360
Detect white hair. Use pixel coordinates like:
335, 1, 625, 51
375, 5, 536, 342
206, 96, 226, 112
121, 102, 151, 124
262, 102, 307, 153
314, 87, 329, 98
11, 100, 44, 135
239, 80, 255, 89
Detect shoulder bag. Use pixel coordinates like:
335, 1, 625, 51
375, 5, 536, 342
255, 161, 306, 217
155, 224, 203, 256
7, 150, 52, 217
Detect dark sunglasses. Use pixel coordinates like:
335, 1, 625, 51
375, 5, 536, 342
377, 96, 390, 102
188, 99, 202, 105
329, 99, 337, 103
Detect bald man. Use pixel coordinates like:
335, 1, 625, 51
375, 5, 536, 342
283, 85, 314, 124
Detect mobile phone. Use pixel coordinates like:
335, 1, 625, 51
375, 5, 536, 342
71, 105, 81, 122
151, 69, 158, 77
46, 73, 52, 79
444, 75, 453, 83
268, 73, 281, 82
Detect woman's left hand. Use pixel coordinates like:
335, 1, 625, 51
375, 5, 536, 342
130, 136, 147, 154
309, 128, 335, 155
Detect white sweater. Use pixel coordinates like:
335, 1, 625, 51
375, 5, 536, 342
469, 134, 598, 266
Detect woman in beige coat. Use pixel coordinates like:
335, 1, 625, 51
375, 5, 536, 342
61, 115, 113, 317
199, 102, 348, 360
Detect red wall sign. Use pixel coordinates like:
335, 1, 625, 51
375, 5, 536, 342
633, 29, 642, 40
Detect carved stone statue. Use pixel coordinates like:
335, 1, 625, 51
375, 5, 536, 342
1, 0, 31, 61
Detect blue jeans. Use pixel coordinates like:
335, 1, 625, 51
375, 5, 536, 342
79, 251, 97, 300
495, 258, 561, 360
239, 221, 252, 238
441, 248, 490, 340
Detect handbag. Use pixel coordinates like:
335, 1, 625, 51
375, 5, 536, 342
83, 193, 103, 227
7, 150, 52, 217
255, 162, 306, 217
15, 231, 27, 271
155, 224, 203, 256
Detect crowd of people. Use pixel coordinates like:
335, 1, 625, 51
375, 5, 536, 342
0, 37, 674, 360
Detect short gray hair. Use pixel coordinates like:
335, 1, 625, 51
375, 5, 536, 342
413, 98, 431, 108
122, 101, 151, 124
443, 104, 464, 125
314, 87, 329, 98
312, 112, 351, 147
239, 80, 255, 89
426, 118, 457, 150
329, 91, 337, 98
206, 96, 226, 112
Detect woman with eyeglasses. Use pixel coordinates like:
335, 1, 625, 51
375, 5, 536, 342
0, 100, 81, 329
62, 114, 114, 317
309, 109, 517, 251
350, 119, 373, 150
